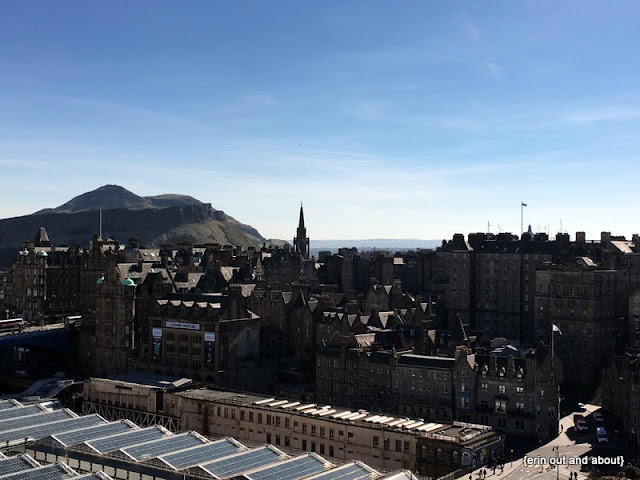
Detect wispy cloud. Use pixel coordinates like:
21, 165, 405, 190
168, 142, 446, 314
62, 96, 189, 125
234, 93, 281, 113
563, 105, 640, 124
345, 100, 385, 122
0, 157, 46, 168
482, 61, 502, 77
459, 13, 481, 41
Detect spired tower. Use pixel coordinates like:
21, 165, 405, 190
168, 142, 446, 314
293, 203, 310, 259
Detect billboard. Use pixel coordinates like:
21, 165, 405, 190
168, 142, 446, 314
152, 328, 162, 361
204, 332, 215, 368
166, 321, 200, 330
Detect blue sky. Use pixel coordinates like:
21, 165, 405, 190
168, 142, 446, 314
1, 1, 640, 242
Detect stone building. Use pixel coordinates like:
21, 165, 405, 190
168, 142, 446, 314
82, 376, 504, 477
316, 346, 457, 422
91, 265, 137, 376
3, 227, 82, 324
463, 343, 562, 443
601, 286, 640, 449
535, 265, 626, 391
130, 289, 276, 393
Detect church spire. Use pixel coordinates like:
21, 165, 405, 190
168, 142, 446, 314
298, 202, 305, 230
293, 202, 309, 259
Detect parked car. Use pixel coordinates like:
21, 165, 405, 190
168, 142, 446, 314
573, 414, 588, 432
596, 426, 608, 444
592, 411, 604, 423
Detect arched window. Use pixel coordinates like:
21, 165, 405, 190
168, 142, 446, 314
462, 452, 471, 466
452, 451, 460, 464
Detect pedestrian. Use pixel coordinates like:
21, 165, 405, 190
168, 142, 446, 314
469, 475, 472, 480
482, 468, 486, 478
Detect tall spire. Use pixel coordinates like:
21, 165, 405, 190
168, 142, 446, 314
293, 202, 309, 259
298, 202, 305, 230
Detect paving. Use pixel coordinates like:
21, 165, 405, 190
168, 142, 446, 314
469, 404, 631, 480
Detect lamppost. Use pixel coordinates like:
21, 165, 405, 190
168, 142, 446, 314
552, 446, 560, 480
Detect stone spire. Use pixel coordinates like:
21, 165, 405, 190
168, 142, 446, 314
293, 203, 309, 259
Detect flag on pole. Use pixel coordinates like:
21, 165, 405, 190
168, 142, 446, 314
522, 202, 528, 207
552, 324, 562, 335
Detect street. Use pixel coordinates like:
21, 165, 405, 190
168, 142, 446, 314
472, 404, 631, 480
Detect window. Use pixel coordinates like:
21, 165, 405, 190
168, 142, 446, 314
404, 441, 410, 453
249, 412, 254, 422
495, 399, 507, 413
384, 438, 390, 450
516, 386, 524, 394
498, 385, 506, 394
311, 425, 316, 436
481, 383, 488, 392
240, 410, 245, 421
302, 424, 307, 434
373, 436, 379, 447
320, 427, 324, 437
396, 440, 402, 452
302, 439, 307, 450
329, 446, 334, 457
258, 413, 262, 424
330, 429, 334, 439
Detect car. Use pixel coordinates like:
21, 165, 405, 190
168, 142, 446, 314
592, 411, 604, 423
577, 403, 587, 412
596, 426, 608, 444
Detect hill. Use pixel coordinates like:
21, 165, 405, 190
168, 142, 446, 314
34, 184, 204, 214
0, 185, 265, 269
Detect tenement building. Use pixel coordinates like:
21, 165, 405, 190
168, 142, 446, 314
82, 375, 504, 478
3, 227, 82, 324
129, 289, 276, 392
601, 285, 640, 449
534, 264, 626, 391
316, 346, 457, 422
459, 342, 562, 443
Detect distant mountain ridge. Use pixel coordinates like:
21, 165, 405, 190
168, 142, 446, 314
0, 185, 266, 269
311, 239, 442, 250
34, 184, 204, 214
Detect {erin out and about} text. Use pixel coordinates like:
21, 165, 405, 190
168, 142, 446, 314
523, 455, 624, 467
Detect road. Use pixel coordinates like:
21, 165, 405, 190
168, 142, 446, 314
471, 404, 629, 480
